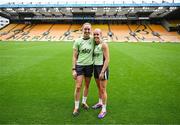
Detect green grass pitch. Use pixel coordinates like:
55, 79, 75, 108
0, 41, 180, 124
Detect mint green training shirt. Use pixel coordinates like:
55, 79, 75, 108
93, 43, 104, 65
73, 37, 94, 65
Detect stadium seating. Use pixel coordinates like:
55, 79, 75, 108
0, 24, 17, 35
0, 23, 180, 42
65, 24, 82, 41
0, 24, 26, 40
110, 24, 137, 42
129, 24, 163, 42
150, 24, 180, 42
45, 24, 70, 41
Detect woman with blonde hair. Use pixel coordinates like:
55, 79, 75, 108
92, 28, 110, 119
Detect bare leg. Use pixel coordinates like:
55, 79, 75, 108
73, 75, 83, 114
92, 79, 103, 109
100, 80, 108, 110
80, 76, 91, 109
83, 77, 91, 98
97, 80, 108, 118
74, 75, 83, 101
95, 79, 102, 100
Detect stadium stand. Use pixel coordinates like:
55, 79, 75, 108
0, 24, 17, 36
65, 24, 82, 41
110, 24, 135, 42
128, 24, 162, 42
0, 1, 180, 42
150, 24, 180, 42
48, 24, 70, 41
1, 23, 180, 42
1, 24, 25, 40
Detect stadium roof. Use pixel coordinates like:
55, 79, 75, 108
0, 3, 180, 8
0, 0, 180, 4
0, 0, 179, 21
0, 0, 180, 8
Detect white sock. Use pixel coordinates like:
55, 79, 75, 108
102, 104, 106, 112
82, 96, 87, 104
99, 98, 102, 104
75, 101, 79, 109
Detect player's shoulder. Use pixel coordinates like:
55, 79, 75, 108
101, 41, 109, 49
74, 37, 83, 44
102, 41, 108, 46
75, 37, 82, 41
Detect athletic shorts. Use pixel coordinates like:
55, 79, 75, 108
75, 65, 93, 77
94, 65, 109, 80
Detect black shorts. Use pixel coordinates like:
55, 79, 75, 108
94, 65, 109, 80
75, 65, 93, 77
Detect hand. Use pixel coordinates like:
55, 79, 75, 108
99, 72, 104, 80
72, 70, 77, 80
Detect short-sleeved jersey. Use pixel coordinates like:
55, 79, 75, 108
73, 37, 94, 65
93, 43, 103, 65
